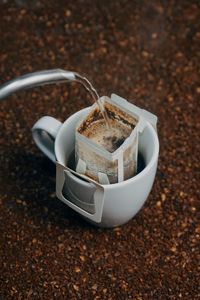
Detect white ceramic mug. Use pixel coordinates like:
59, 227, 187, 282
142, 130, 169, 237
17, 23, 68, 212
32, 105, 159, 228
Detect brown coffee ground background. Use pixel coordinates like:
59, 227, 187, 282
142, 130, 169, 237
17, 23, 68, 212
0, 1, 199, 299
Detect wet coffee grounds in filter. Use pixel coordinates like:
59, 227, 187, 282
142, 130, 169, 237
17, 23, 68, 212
105, 135, 125, 151
78, 101, 137, 152
81, 119, 132, 153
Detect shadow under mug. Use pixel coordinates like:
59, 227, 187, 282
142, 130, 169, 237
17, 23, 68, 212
32, 107, 159, 227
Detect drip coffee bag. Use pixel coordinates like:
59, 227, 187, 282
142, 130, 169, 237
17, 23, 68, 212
75, 94, 157, 184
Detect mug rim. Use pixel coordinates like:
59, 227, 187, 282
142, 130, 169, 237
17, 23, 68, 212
55, 107, 159, 189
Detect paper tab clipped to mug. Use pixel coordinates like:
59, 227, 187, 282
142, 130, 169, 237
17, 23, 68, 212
56, 162, 105, 223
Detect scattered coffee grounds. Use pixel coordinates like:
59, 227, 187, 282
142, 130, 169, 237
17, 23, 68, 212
0, 0, 199, 299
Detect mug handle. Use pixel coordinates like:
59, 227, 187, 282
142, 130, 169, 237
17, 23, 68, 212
32, 116, 62, 162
